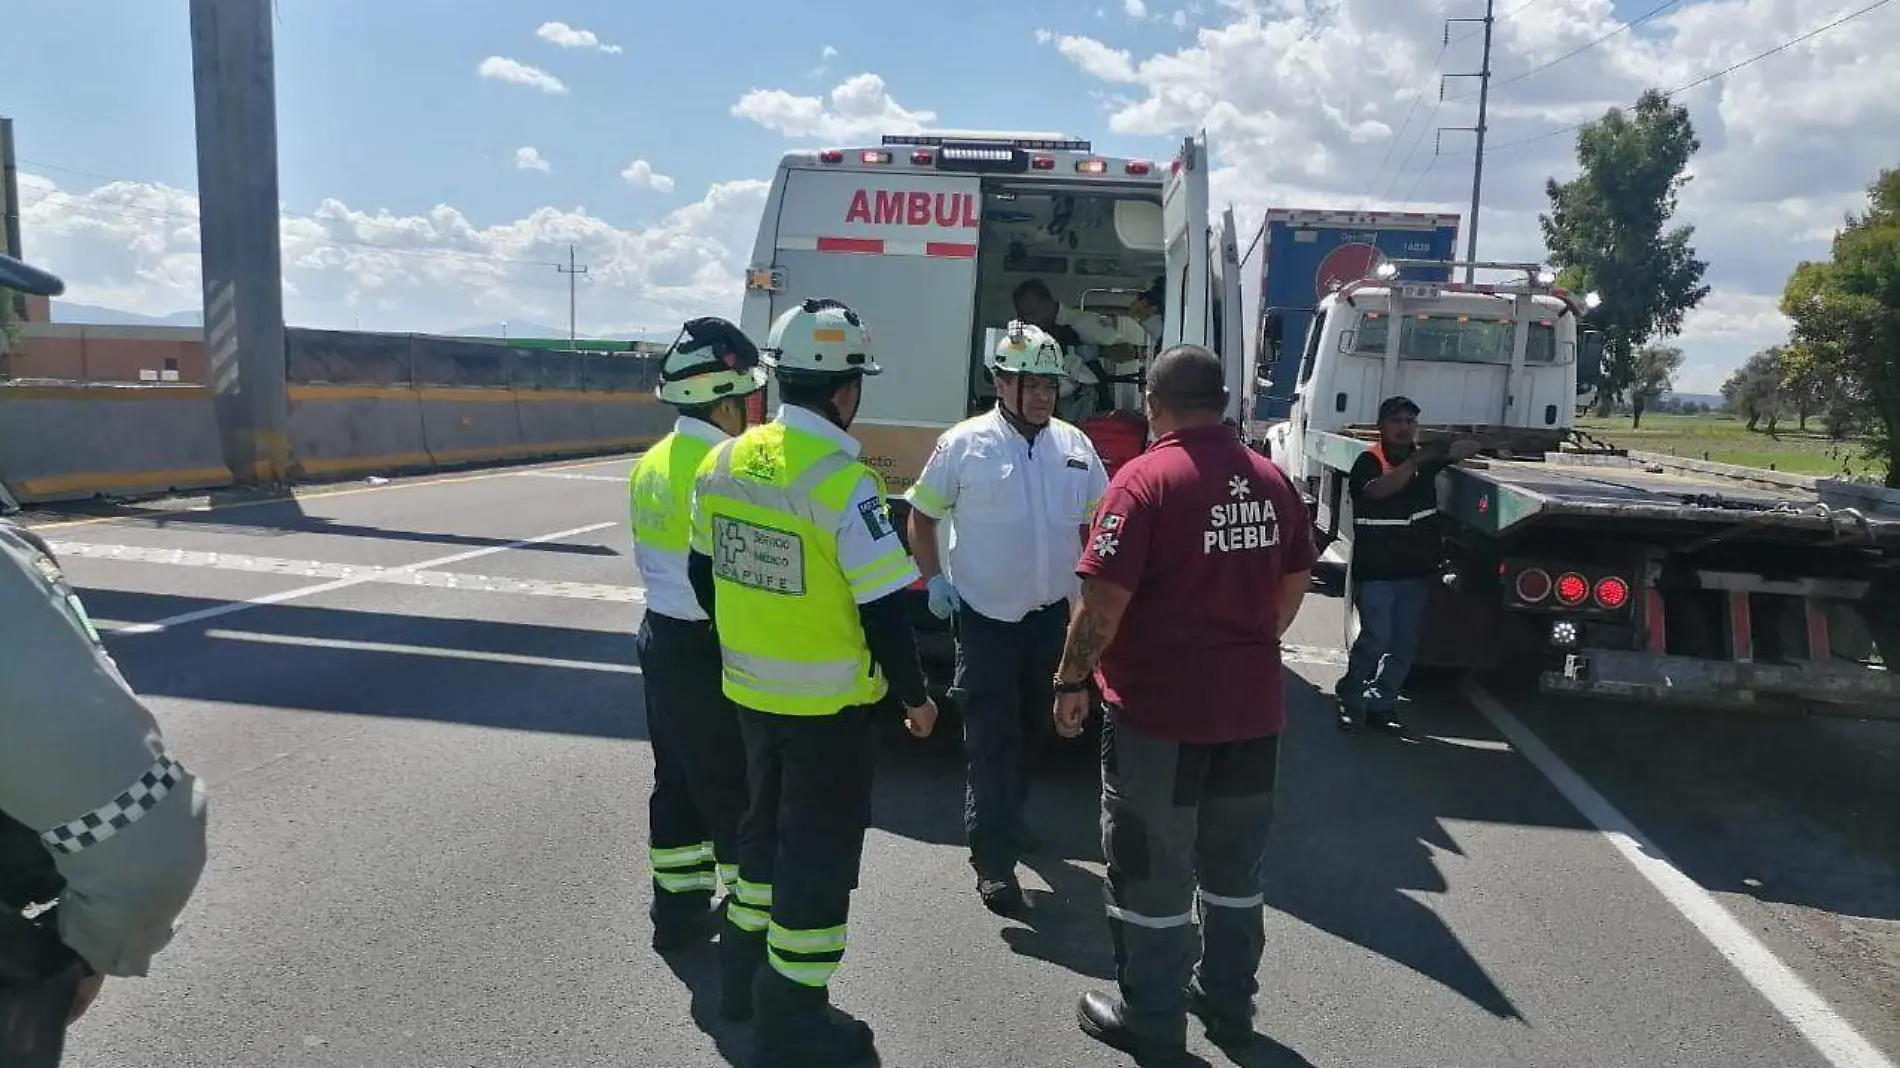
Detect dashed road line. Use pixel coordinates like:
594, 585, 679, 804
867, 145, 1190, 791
201, 629, 644, 674
78, 522, 621, 637
1463, 679, 1896, 1068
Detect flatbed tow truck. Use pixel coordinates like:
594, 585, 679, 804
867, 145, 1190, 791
1261, 259, 1900, 717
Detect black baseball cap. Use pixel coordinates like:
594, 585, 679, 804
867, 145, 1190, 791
1378, 395, 1421, 422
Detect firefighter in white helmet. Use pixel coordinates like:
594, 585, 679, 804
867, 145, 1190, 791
630, 317, 767, 956
905, 321, 1109, 915
687, 298, 936, 1066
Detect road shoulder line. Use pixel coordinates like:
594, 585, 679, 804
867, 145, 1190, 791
1462, 679, 1896, 1068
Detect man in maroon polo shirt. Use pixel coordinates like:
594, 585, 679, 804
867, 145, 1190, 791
1051, 344, 1316, 1061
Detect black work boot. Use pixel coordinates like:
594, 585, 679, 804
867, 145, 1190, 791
977, 872, 1025, 916
1076, 990, 1190, 1064
749, 970, 878, 1068
651, 895, 719, 953
719, 926, 765, 1022
1187, 981, 1257, 1048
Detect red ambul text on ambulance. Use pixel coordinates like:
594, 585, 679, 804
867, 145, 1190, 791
844, 189, 979, 229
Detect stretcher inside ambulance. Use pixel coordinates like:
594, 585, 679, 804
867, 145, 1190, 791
739, 131, 1246, 687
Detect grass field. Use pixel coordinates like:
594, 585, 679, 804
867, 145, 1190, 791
1574, 412, 1882, 479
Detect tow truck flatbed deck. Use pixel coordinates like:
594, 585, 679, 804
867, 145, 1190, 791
1307, 430, 1900, 545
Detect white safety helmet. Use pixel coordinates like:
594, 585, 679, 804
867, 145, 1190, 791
987, 320, 1068, 378
656, 317, 768, 407
761, 299, 882, 378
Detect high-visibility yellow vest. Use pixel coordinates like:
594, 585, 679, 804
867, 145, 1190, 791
630, 430, 712, 558
691, 420, 898, 716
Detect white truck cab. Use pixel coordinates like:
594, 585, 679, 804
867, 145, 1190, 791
738, 130, 1247, 495
1265, 261, 1603, 495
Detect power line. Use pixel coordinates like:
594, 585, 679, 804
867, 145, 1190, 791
1359, 39, 1449, 208
1446, 0, 1684, 102
1484, 0, 1897, 154
15, 157, 567, 269
1448, 0, 1537, 45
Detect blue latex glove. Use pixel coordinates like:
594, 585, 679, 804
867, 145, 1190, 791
926, 575, 961, 620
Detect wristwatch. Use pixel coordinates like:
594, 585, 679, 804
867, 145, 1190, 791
1053, 675, 1090, 695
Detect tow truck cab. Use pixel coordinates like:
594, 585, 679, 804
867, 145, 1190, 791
739, 131, 1246, 686
1265, 261, 1604, 530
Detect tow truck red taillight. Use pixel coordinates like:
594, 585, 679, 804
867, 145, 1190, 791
1031, 156, 1056, 171
1594, 576, 1631, 610
1555, 572, 1590, 606
1514, 567, 1552, 603
911, 150, 933, 165
1126, 160, 1152, 175
819, 150, 843, 164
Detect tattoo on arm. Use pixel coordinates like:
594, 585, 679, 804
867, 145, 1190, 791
1057, 578, 1133, 682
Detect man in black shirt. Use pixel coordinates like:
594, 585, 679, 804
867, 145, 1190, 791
1337, 396, 1479, 733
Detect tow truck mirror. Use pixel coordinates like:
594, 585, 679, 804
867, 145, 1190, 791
1578, 330, 1605, 388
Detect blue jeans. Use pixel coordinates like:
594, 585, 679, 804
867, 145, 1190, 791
1338, 578, 1431, 715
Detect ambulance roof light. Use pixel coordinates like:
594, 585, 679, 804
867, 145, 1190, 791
882, 133, 1092, 153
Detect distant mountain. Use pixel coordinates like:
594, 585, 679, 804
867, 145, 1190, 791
50, 301, 201, 327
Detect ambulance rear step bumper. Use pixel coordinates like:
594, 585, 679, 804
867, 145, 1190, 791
1539, 647, 1900, 719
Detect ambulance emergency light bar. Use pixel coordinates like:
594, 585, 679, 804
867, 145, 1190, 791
818, 134, 1153, 177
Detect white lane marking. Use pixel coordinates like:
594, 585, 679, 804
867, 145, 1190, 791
1282, 643, 1348, 668
1462, 680, 1896, 1068
510, 471, 628, 483
50, 540, 646, 607
99, 522, 619, 637
203, 630, 644, 675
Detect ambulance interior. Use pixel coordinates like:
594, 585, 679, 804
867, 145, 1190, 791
966, 183, 1166, 424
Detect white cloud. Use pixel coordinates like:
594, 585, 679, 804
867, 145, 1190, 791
477, 56, 567, 94
18, 171, 770, 336
732, 73, 937, 140
1034, 0, 1900, 383
1125, 0, 1148, 17
1172, 10, 1190, 28
536, 21, 623, 54
1049, 34, 1139, 82
513, 147, 551, 173
620, 159, 677, 194
822, 45, 840, 60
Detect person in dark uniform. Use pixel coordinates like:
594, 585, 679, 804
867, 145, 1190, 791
1052, 345, 1316, 1061
629, 317, 769, 954
1, 253, 211, 1067
1336, 396, 1479, 734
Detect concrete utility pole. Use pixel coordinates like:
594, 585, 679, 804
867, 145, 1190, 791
189, 0, 292, 487
556, 245, 587, 348
1442, 0, 1496, 284
2, 117, 25, 322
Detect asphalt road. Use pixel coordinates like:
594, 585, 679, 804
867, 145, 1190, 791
22, 452, 1900, 1068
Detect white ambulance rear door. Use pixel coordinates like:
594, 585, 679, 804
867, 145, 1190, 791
1214, 205, 1248, 423
1160, 135, 1212, 352
765, 164, 982, 432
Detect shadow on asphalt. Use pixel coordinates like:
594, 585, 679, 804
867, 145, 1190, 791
79, 590, 651, 741
656, 946, 750, 1068
1267, 672, 1528, 1022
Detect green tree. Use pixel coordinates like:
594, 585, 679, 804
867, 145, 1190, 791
1540, 89, 1712, 414
1721, 347, 1783, 432
1628, 343, 1683, 428
1780, 166, 1900, 486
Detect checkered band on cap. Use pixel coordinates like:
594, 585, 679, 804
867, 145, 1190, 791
40, 754, 186, 855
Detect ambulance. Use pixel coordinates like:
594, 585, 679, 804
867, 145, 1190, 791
737, 131, 1248, 677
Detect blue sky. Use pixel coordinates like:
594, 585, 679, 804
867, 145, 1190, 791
6, 0, 1894, 393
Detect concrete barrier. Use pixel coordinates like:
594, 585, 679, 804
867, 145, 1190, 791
0, 384, 233, 503
282, 384, 666, 481
286, 385, 431, 479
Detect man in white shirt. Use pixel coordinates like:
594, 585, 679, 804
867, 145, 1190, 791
1013, 277, 1156, 419
906, 322, 1110, 914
